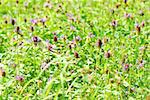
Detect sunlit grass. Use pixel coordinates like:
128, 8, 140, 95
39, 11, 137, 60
0, 0, 149, 99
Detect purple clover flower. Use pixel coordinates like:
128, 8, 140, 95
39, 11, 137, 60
75, 36, 81, 41
124, 64, 129, 71
16, 75, 24, 82
32, 36, 41, 42
40, 18, 47, 24
30, 19, 38, 25
124, 13, 131, 19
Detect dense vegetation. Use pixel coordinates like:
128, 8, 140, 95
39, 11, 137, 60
0, 0, 149, 99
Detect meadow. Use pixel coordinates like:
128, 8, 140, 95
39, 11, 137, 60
0, 0, 150, 99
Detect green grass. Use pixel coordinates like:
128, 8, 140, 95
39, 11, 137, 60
0, 0, 150, 99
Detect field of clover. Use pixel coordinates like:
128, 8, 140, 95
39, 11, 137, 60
0, 0, 150, 99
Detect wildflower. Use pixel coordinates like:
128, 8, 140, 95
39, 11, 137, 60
12, 63, 17, 68
16, 0, 19, 4
44, 2, 52, 9
53, 35, 58, 42
110, 78, 114, 83
48, 76, 52, 82
24, 2, 28, 8
30, 26, 34, 32
46, 43, 53, 51
52, 32, 57, 35
41, 62, 49, 70
74, 52, 79, 58
105, 69, 109, 74
123, 64, 129, 71
66, 13, 76, 22
11, 19, 16, 25
58, 4, 62, 8
88, 33, 95, 38
104, 51, 111, 58
32, 36, 40, 46
116, 3, 121, 8
30, 19, 38, 25
70, 40, 76, 48
96, 39, 102, 48
111, 20, 118, 27
4, 20, 8, 24
36, 80, 42, 86
124, 13, 132, 19
75, 36, 81, 41
24, 18, 27, 23
15, 75, 24, 82
139, 46, 145, 51
70, 26, 76, 31
36, 89, 42, 95
138, 60, 145, 69
141, 21, 145, 27
15, 26, 22, 36
0, 68, 5, 77
139, 10, 144, 16
110, 9, 115, 14
32, 36, 40, 43
68, 45, 72, 50
130, 88, 135, 93
138, 63, 144, 69
19, 41, 23, 46
40, 18, 46, 25
135, 23, 141, 33
124, 0, 127, 4
16, 26, 20, 33
102, 37, 108, 44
